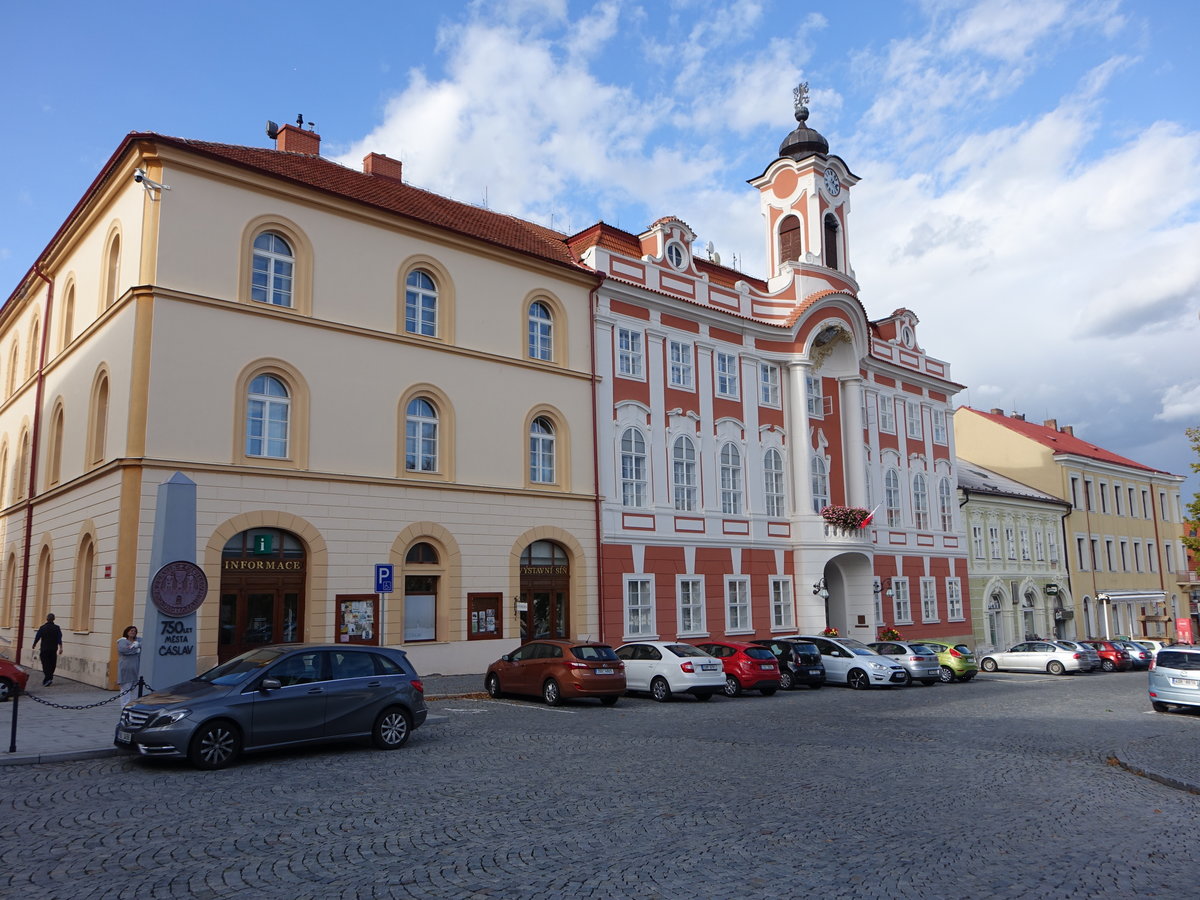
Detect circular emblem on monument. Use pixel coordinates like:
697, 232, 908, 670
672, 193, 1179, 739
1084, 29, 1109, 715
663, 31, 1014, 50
151, 560, 209, 617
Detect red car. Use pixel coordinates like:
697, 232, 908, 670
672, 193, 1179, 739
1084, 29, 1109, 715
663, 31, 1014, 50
692, 641, 780, 697
1083, 640, 1133, 672
0, 657, 29, 701
485, 640, 626, 706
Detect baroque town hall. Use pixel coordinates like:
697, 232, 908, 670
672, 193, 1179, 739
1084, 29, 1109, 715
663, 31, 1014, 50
0, 89, 969, 686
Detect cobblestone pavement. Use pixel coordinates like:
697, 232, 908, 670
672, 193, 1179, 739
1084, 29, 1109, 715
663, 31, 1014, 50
3, 671, 1198, 899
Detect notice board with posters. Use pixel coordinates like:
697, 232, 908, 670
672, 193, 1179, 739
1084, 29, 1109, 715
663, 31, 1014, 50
467, 593, 502, 640
337, 594, 379, 645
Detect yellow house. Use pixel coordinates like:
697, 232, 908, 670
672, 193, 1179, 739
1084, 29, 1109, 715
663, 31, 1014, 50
954, 407, 1186, 640
0, 124, 600, 686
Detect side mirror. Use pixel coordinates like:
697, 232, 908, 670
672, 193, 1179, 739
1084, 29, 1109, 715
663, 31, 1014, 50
260, 677, 282, 692
500, 653, 512, 663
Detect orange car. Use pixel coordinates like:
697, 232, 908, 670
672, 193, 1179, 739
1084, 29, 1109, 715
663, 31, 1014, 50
485, 640, 626, 706
0, 657, 29, 701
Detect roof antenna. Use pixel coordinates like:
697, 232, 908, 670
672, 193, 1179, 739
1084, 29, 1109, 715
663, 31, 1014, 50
296, 113, 316, 132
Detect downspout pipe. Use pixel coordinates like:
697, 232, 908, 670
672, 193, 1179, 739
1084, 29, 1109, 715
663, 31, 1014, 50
588, 273, 607, 644
14, 264, 54, 663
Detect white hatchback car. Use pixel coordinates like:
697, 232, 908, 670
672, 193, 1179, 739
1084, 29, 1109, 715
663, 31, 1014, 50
614, 641, 726, 701
783, 635, 908, 689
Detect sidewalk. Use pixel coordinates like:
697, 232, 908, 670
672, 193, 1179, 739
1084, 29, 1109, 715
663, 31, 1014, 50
1, 669, 480, 766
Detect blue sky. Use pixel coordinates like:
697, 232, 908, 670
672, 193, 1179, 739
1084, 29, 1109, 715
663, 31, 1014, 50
3, 0, 1198, 500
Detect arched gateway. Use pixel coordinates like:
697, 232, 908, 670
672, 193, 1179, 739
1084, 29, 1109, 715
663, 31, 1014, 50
218, 527, 306, 662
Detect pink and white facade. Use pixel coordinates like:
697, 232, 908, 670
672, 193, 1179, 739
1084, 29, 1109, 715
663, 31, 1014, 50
570, 98, 973, 647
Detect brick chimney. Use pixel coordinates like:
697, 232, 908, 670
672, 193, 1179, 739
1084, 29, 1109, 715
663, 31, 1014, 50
275, 124, 321, 155
363, 152, 402, 182
1011, 412, 1025, 421
1043, 418, 1057, 430
1061, 425, 1074, 436
989, 408, 1004, 415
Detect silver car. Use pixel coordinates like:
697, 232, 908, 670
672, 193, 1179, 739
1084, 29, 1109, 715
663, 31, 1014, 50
1148, 646, 1200, 712
783, 635, 909, 689
115, 644, 428, 769
1052, 640, 1101, 672
868, 641, 942, 686
980, 640, 1092, 676
1114, 640, 1152, 669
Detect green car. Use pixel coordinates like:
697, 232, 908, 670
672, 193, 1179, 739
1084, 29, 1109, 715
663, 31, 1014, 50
911, 639, 978, 683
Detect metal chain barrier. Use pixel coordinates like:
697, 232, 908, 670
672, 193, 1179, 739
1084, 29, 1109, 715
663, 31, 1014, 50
19, 678, 155, 710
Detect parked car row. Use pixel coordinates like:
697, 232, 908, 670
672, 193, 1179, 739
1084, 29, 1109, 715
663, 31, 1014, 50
979, 638, 1156, 676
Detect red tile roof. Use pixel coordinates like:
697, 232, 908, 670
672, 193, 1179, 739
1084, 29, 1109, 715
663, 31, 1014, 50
960, 407, 1175, 475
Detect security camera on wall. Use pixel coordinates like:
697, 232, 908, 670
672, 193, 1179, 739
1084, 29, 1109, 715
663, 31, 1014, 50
132, 167, 170, 198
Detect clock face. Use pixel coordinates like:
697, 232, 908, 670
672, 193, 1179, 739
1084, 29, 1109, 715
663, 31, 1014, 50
823, 167, 841, 196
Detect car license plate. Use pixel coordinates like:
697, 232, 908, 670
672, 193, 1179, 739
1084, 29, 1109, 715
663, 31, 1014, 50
809, 669, 821, 676
1169, 677, 1198, 688
594, 667, 614, 675
760, 664, 774, 671
701, 664, 719, 671
116, 730, 132, 744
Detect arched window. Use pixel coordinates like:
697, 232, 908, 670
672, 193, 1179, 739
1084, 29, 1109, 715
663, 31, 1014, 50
35, 544, 52, 622
2, 554, 15, 627
672, 435, 698, 511
779, 215, 802, 263
103, 233, 121, 309
47, 402, 65, 487
74, 535, 95, 631
529, 416, 556, 484
403, 541, 441, 642
405, 542, 439, 565
528, 300, 553, 361
60, 284, 75, 353
720, 443, 743, 515
764, 448, 785, 517
14, 428, 30, 501
619, 427, 647, 508
811, 456, 829, 513
938, 477, 954, 531
27, 318, 40, 378
0, 443, 8, 507
405, 269, 438, 336
885, 468, 902, 527
6, 343, 18, 396
405, 397, 439, 472
251, 231, 295, 307
823, 214, 839, 270
246, 374, 290, 458
913, 473, 930, 529
88, 374, 109, 468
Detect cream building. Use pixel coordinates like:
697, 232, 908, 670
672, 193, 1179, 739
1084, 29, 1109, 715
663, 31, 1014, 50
955, 407, 1187, 641
0, 124, 600, 685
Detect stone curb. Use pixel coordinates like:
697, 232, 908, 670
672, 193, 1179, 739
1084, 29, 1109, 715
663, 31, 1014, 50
1109, 753, 1200, 796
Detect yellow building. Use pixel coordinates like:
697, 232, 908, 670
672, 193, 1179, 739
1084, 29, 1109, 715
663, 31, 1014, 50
0, 124, 599, 686
954, 407, 1186, 639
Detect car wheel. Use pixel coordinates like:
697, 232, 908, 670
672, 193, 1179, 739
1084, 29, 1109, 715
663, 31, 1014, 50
901, 672, 913, 687
0, 677, 13, 702
939, 665, 957, 684
779, 670, 795, 690
1151, 701, 1171, 713
847, 668, 870, 690
599, 695, 619, 706
694, 691, 714, 701
485, 674, 502, 699
650, 677, 672, 703
921, 679, 938, 686
1101, 659, 1115, 672
372, 706, 413, 750
961, 674, 975, 682
981, 658, 998, 672
760, 686, 777, 697
188, 720, 242, 770
1047, 660, 1066, 676
723, 675, 742, 697
543, 678, 563, 706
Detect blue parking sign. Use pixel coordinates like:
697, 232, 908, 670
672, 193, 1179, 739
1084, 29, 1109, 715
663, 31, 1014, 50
374, 564, 394, 594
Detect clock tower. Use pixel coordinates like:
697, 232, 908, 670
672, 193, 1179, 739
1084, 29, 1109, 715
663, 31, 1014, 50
747, 84, 860, 296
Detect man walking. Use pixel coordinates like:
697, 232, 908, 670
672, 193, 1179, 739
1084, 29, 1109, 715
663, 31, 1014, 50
31, 613, 64, 686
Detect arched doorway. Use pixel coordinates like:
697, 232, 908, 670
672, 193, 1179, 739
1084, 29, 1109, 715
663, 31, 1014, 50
218, 527, 306, 662
519, 540, 569, 642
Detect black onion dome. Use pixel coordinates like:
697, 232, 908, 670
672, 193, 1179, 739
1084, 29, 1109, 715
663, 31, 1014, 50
778, 103, 829, 160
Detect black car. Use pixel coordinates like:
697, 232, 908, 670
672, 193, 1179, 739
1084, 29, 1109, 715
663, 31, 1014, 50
115, 644, 428, 769
751, 638, 826, 690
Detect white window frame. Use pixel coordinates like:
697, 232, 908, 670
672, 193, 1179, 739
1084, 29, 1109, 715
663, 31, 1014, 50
972, 525, 985, 560
912, 473, 930, 529
891, 578, 912, 624
719, 443, 743, 515
931, 408, 947, 444
677, 576, 706, 636
806, 374, 823, 418
529, 416, 556, 484
1035, 529, 1045, 562
404, 397, 438, 472
770, 577, 795, 631
938, 478, 954, 531
947, 578, 964, 621
920, 577, 938, 623
764, 448, 786, 517
905, 399, 922, 439
404, 269, 438, 336
725, 576, 751, 633
527, 301, 553, 361
619, 427, 647, 508
672, 435, 698, 511
811, 456, 829, 514
251, 231, 294, 308
989, 526, 1001, 560
759, 363, 780, 407
1019, 527, 1031, 562
616, 328, 644, 379
885, 469, 902, 527
715, 352, 739, 399
878, 395, 895, 433
623, 575, 656, 638
246, 374, 290, 458
668, 340, 695, 390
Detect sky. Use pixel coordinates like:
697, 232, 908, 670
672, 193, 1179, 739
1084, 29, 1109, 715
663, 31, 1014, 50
2, 0, 1198, 500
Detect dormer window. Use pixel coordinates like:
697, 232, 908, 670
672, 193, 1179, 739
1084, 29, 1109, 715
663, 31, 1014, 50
823, 214, 839, 270
665, 240, 686, 269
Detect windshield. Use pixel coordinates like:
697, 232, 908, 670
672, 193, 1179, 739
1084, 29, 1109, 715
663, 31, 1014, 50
196, 648, 284, 685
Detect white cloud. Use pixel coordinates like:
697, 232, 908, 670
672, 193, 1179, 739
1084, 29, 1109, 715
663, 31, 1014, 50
1156, 384, 1200, 423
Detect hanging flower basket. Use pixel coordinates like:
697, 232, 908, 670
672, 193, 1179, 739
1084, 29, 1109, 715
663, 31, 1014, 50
819, 505, 873, 530
820, 626, 839, 637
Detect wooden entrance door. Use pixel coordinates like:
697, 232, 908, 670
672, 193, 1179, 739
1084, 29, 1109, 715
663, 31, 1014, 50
218, 582, 302, 662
